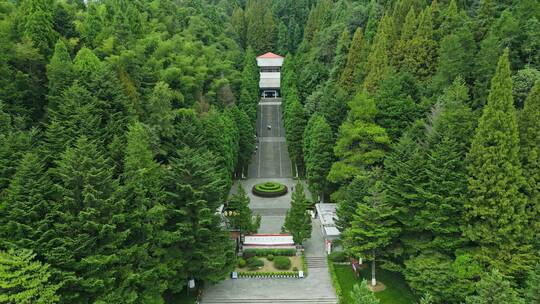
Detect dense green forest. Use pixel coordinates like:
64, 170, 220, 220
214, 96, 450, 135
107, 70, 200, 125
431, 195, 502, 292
279, 0, 539, 303
0, 0, 539, 303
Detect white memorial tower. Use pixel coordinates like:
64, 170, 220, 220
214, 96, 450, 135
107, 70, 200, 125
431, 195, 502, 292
256, 52, 284, 98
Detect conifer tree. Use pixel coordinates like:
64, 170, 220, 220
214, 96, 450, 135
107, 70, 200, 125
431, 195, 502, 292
0, 152, 52, 252
525, 263, 540, 303
164, 148, 235, 284
329, 29, 350, 82
329, 93, 391, 184
339, 27, 364, 93
227, 184, 260, 235
284, 98, 307, 175
363, 14, 395, 93
465, 269, 525, 304
303, 115, 334, 202
335, 172, 370, 232
114, 122, 167, 302
44, 136, 121, 302
350, 280, 379, 304
417, 78, 475, 253
393, 8, 416, 70
143, 81, 175, 139
283, 183, 312, 244
402, 6, 437, 79
432, 28, 475, 91
0, 249, 59, 304
230, 105, 255, 177
465, 49, 530, 276
46, 40, 73, 111
519, 80, 540, 249
344, 175, 400, 286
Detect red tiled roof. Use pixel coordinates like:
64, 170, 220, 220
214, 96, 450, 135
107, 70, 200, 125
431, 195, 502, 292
257, 52, 283, 59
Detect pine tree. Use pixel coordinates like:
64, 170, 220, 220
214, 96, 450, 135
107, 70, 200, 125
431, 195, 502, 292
328, 93, 391, 184
283, 183, 312, 244
0, 152, 52, 253
519, 80, 540, 250
393, 7, 416, 70
44, 136, 121, 303
164, 148, 235, 284
432, 27, 475, 91
0, 249, 59, 304
231, 7, 246, 49
344, 174, 400, 286
113, 122, 167, 303
226, 184, 260, 235
339, 27, 364, 93
350, 280, 380, 304
525, 263, 540, 303
472, 31, 502, 108
329, 28, 350, 82
419, 78, 475, 253
335, 172, 370, 232
230, 105, 255, 177
239, 48, 259, 124
284, 97, 307, 175
303, 115, 334, 202
465, 269, 525, 304
363, 14, 395, 93
46, 39, 73, 112
402, 6, 437, 79
465, 49, 531, 276
20, 0, 57, 56
143, 81, 175, 139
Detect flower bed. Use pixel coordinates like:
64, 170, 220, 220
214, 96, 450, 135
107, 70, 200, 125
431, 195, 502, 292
252, 181, 288, 197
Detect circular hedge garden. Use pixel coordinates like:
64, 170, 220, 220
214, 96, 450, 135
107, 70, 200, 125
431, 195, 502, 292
252, 181, 288, 197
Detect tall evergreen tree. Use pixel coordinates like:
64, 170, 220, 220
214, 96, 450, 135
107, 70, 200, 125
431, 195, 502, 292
525, 263, 540, 303
329, 28, 350, 82
0, 152, 52, 253
465, 49, 531, 277
329, 93, 391, 184
226, 184, 260, 235
402, 6, 437, 79
0, 249, 59, 304
465, 269, 525, 304
363, 14, 395, 93
519, 80, 540, 250
164, 148, 235, 285
339, 27, 364, 93
344, 174, 400, 286
46, 39, 73, 112
284, 97, 307, 175
303, 114, 333, 202
283, 183, 312, 244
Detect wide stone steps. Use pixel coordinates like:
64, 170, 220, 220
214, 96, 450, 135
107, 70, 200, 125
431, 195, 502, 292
201, 297, 337, 304
305, 257, 328, 268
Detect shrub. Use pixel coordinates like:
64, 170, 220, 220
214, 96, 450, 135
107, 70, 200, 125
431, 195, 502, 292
267, 254, 274, 261
274, 256, 291, 270
293, 266, 298, 271
247, 257, 264, 270
252, 182, 288, 197
238, 258, 246, 268
329, 251, 348, 263
243, 248, 296, 257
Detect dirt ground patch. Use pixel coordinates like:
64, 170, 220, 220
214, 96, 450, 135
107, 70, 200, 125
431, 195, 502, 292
367, 281, 387, 292
236, 256, 302, 272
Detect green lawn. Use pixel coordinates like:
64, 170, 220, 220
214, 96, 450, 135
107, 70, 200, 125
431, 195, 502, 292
334, 264, 417, 304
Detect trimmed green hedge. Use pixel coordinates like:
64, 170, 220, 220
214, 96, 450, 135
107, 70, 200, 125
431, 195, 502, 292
237, 271, 299, 278
301, 252, 308, 277
329, 251, 348, 263
252, 182, 288, 197
327, 256, 344, 304
243, 248, 296, 258
274, 256, 291, 270
247, 257, 264, 270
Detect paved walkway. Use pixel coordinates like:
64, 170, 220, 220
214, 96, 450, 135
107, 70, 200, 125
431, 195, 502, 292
200, 98, 337, 304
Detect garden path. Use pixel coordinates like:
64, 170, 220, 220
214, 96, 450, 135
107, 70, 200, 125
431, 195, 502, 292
200, 98, 337, 303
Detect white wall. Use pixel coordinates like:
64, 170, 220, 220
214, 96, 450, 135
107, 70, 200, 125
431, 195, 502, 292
257, 57, 284, 67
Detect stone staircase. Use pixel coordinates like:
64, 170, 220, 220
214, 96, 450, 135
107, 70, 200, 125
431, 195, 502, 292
305, 256, 328, 269
201, 297, 337, 304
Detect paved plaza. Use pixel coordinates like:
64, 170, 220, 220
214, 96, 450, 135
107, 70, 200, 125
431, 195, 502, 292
200, 99, 337, 304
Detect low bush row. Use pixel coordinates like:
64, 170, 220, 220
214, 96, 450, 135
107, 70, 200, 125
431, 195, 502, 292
243, 248, 296, 257
237, 271, 300, 278
327, 256, 344, 304
329, 251, 348, 263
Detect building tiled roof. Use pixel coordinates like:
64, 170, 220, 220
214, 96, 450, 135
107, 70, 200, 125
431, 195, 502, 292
257, 52, 284, 59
